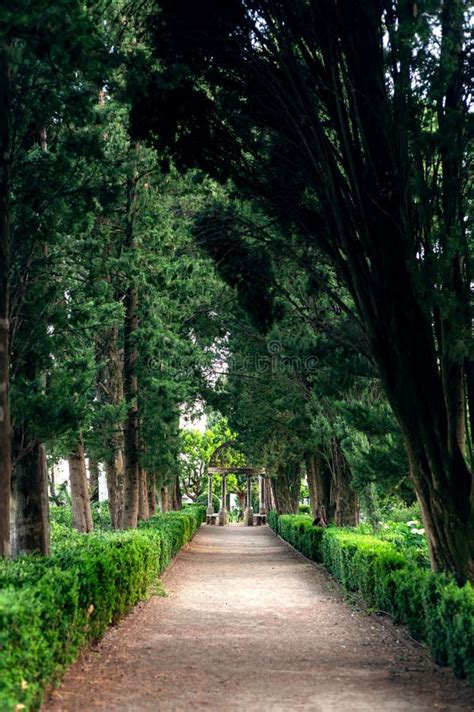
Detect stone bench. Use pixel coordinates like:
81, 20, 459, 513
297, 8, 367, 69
253, 514, 266, 526
206, 513, 219, 525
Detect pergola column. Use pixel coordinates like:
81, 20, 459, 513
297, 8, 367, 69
206, 472, 214, 522
218, 474, 227, 526
245, 475, 253, 526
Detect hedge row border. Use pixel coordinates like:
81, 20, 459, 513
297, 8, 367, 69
0, 505, 206, 711
268, 511, 474, 685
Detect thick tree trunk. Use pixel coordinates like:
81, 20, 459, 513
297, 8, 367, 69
305, 455, 319, 519
122, 293, 139, 528
0, 45, 11, 556
172, 475, 182, 510
328, 440, 359, 527
371, 282, 473, 582
105, 449, 124, 529
88, 459, 100, 503
121, 166, 140, 529
307, 453, 335, 525
147, 472, 157, 516
99, 323, 125, 529
160, 486, 170, 513
68, 436, 93, 533
11, 428, 49, 556
137, 466, 149, 521
271, 461, 301, 514
405, 431, 472, 583
264, 477, 275, 511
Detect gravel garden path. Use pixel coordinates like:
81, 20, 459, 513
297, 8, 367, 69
44, 525, 473, 711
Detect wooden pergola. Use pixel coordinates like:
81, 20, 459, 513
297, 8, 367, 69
206, 466, 267, 526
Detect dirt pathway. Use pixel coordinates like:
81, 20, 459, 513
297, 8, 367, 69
44, 525, 473, 711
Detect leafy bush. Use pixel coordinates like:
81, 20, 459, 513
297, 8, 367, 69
268, 511, 474, 684
387, 502, 422, 523
299, 504, 311, 514
50, 502, 112, 531
195, 492, 220, 512
0, 506, 205, 711
378, 520, 429, 567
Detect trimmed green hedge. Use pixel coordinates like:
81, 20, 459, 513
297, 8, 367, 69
268, 511, 474, 684
0, 505, 205, 711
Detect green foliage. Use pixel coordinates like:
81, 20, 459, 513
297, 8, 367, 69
195, 492, 220, 512
50, 503, 111, 532
0, 506, 205, 711
299, 504, 311, 514
378, 520, 429, 568
269, 512, 324, 562
179, 417, 243, 501
269, 512, 474, 684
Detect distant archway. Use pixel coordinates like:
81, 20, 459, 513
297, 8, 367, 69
206, 444, 266, 526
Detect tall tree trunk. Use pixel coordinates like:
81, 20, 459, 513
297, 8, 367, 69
105, 450, 124, 529
11, 428, 49, 555
264, 477, 275, 511
68, 436, 93, 533
172, 475, 182, 510
121, 165, 140, 529
137, 466, 149, 521
88, 458, 100, 503
368, 264, 473, 581
271, 461, 301, 514
0, 45, 11, 556
147, 471, 157, 516
160, 485, 170, 513
305, 455, 319, 519
122, 277, 139, 528
308, 453, 335, 525
328, 440, 359, 527
98, 323, 125, 529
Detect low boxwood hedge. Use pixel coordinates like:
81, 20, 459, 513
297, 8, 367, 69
268, 511, 474, 684
0, 505, 205, 711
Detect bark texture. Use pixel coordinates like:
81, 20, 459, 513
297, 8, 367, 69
68, 436, 93, 533
137, 466, 149, 521
0, 45, 11, 556
160, 486, 170, 512
11, 428, 49, 556
88, 459, 100, 503
121, 167, 140, 529
147, 472, 157, 516
271, 461, 301, 514
172, 475, 182, 511
306, 447, 359, 527
305, 454, 334, 525
328, 440, 359, 527
99, 323, 125, 529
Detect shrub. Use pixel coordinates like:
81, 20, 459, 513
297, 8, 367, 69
195, 492, 220, 512
50, 502, 112, 531
268, 511, 474, 684
299, 504, 311, 514
0, 506, 205, 711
